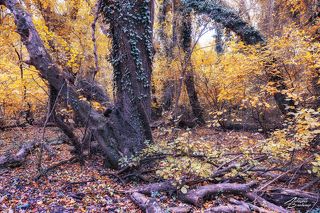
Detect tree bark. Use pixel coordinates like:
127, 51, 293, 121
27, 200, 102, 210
215, 25, 224, 54
102, 0, 154, 145
183, 0, 265, 45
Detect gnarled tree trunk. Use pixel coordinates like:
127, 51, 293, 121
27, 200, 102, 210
102, 0, 154, 144
0, 0, 154, 169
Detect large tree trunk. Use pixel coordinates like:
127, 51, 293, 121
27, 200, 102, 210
102, 0, 154, 144
1, 0, 154, 169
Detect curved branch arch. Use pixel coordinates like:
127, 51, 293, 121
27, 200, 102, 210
183, 0, 265, 45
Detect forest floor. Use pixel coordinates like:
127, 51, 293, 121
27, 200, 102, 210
0, 126, 318, 212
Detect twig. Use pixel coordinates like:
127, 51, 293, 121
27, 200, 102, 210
35, 157, 77, 181
257, 158, 312, 192
300, 177, 320, 191
37, 83, 65, 173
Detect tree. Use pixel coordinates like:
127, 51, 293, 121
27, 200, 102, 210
178, 4, 205, 124
184, 0, 297, 118
0, 0, 154, 169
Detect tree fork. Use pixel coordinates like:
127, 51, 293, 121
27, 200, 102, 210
1, 0, 154, 169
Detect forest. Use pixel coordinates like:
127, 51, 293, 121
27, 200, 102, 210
0, 0, 320, 212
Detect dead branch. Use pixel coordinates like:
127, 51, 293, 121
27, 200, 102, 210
35, 157, 77, 180
257, 158, 312, 192
229, 198, 272, 213
266, 188, 320, 208
204, 203, 264, 213
300, 178, 320, 191
245, 192, 289, 213
179, 182, 257, 207
134, 181, 176, 195
130, 192, 164, 213
0, 140, 38, 168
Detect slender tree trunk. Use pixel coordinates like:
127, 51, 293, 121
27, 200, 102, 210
310, 2, 320, 108
268, 68, 296, 117
180, 7, 205, 124
158, 0, 177, 111
215, 25, 224, 54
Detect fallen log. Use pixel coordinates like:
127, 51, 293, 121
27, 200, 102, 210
168, 205, 192, 213
229, 198, 273, 213
265, 188, 320, 210
0, 140, 57, 168
245, 192, 289, 213
0, 140, 37, 168
130, 192, 163, 213
179, 182, 257, 207
205, 204, 250, 213
269, 188, 320, 201
205, 203, 268, 213
134, 181, 176, 195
